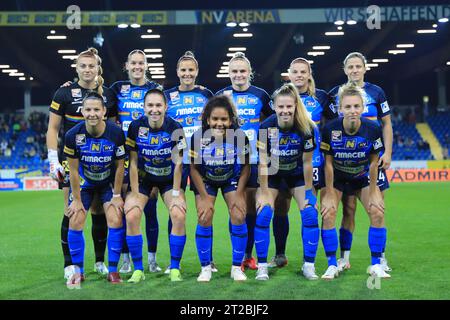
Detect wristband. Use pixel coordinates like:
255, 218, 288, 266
48, 149, 59, 164
112, 194, 121, 198
172, 189, 180, 197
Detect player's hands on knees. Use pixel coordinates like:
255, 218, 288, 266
378, 153, 391, 170
170, 195, 187, 214
320, 191, 336, 219
369, 190, 385, 214
232, 191, 247, 216
197, 195, 215, 222
111, 196, 124, 213
256, 189, 272, 213
67, 199, 86, 218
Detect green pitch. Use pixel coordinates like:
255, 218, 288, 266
0, 182, 449, 300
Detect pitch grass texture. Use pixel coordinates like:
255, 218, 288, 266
0, 182, 449, 300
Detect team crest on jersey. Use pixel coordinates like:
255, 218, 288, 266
116, 145, 125, 157
247, 97, 257, 105
170, 91, 180, 102
120, 85, 130, 94
132, 90, 143, 99
71, 89, 82, 98
374, 138, 383, 150
331, 130, 342, 142
138, 127, 149, 139
186, 117, 193, 125
132, 111, 142, 120
238, 117, 246, 126
305, 139, 314, 149
381, 101, 390, 113
268, 128, 278, 139
76, 134, 86, 145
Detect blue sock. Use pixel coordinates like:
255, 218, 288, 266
169, 234, 186, 269
108, 227, 124, 272
245, 213, 256, 258
382, 228, 387, 254
126, 234, 143, 271
254, 205, 273, 263
231, 223, 248, 266
210, 225, 214, 262
68, 229, 85, 274
121, 216, 129, 254
196, 225, 212, 267
300, 206, 319, 263
321, 228, 338, 266
339, 227, 353, 252
144, 198, 158, 253
273, 214, 289, 255
368, 226, 386, 265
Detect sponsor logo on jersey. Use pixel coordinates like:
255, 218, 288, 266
76, 134, 86, 145
335, 151, 366, 159
271, 149, 299, 156
175, 107, 203, 116
374, 138, 383, 150
152, 157, 165, 165
89, 165, 103, 172
268, 128, 278, 139
331, 130, 342, 142
381, 101, 390, 113
237, 96, 247, 105
90, 142, 101, 152
215, 148, 224, 156
71, 89, 82, 98
81, 155, 112, 163
280, 137, 289, 145
345, 139, 356, 150
196, 96, 206, 104
132, 111, 142, 120
170, 91, 180, 102
120, 85, 130, 94
177, 138, 187, 150
123, 101, 144, 109
186, 117, 193, 125
122, 121, 131, 131
247, 97, 258, 105
183, 96, 194, 105
132, 90, 143, 99
150, 136, 160, 145
320, 142, 330, 151
116, 145, 125, 157
138, 127, 149, 139
162, 136, 170, 143
305, 138, 314, 149
50, 101, 60, 111
103, 144, 113, 152
142, 147, 171, 156
358, 141, 368, 148
237, 108, 256, 116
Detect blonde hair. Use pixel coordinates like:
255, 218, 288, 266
343, 52, 367, 68
126, 49, 150, 82
229, 51, 254, 83
289, 57, 316, 98
177, 51, 199, 69
337, 82, 365, 109
76, 47, 104, 96
272, 83, 315, 136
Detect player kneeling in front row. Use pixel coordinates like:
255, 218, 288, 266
189, 95, 250, 282
255, 83, 319, 281
320, 83, 390, 279
124, 89, 188, 283
64, 92, 126, 289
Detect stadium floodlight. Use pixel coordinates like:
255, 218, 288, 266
144, 49, 162, 53
130, 24, 141, 28
226, 53, 235, 57
243, 28, 248, 32
146, 54, 163, 59
233, 33, 253, 38
147, 29, 153, 33
141, 34, 161, 39
2, 69, 18, 73
226, 22, 237, 27
219, 69, 228, 74
152, 75, 165, 79
62, 55, 78, 60
325, 31, 344, 36
47, 35, 67, 40
334, 20, 345, 25
29, 77, 34, 80
0, 65, 10, 68
19, 77, 26, 80
50, 30, 56, 34
58, 50, 76, 54
228, 47, 246, 51
447, 61, 450, 65
148, 63, 164, 67
118, 24, 128, 28
216, 74, 229, 78
9, 72, 25, 76
148, 67, 164, 71
438, 17, 449, 23
388, 50, 406, 54
346, 20, 357, 25
366, 63, 379, 67
307, 51, 325, 56
71, 64, 76, 68
396, 44, 414, 48
239, 22, 250, 27
337, 26, 343, 30
372, 59, 389, 63
312, 46, 330, 50
417, 29, 437, 33
149, 70, 165, 75
433, 24, 438, 28
307, 60, 314, 64
281, 72, 289, 77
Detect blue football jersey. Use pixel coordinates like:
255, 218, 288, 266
126, 116, 186, 182
109, 80, 163, 133
216, 85, 273, 164
257, 114, 315, 176
64, 121, 126, 188
320, 117, 384, 180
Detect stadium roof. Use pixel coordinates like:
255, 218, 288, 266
0, 0, 449, 109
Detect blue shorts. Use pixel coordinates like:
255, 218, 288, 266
68, 184, 113, 210
268, 174, 305, 190
313, 165, 325, 190
336, 176, 370, 195
190, 176, 239, 197
377, 167, 390, 192
134, 166, 189, 197
246, 164, 259, 188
